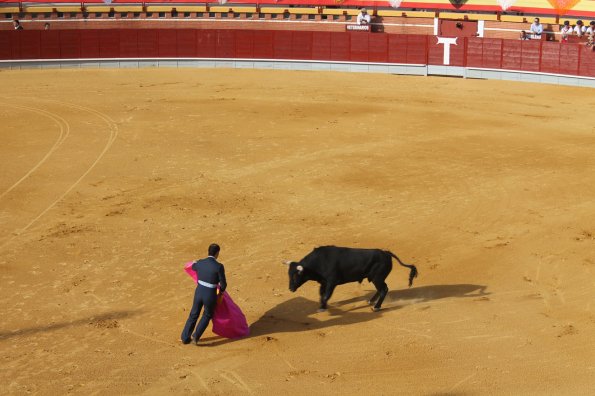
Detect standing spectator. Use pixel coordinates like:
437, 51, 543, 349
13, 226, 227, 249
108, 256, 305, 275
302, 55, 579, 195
574, 20, 586, 37
13, 20, 23, 30
560, 20, 573, 41
356, 8, 371, 25
587, 28, 595, 51
530, 17, 543, 39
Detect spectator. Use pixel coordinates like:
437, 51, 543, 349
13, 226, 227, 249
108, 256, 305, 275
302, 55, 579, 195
356, 8, 371, 25
519, 30, 530, 40
13, 20, 23, 30
587, 21, 595, 36
587, 29, 594, 51
530, 17, 543, 39
44, 22, 50, 30
574, 20, 586, 37
560, 20, 573, 41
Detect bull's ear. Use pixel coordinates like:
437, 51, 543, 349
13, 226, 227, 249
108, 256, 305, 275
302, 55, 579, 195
297, 265, 304, 273
282, 260, 292, 266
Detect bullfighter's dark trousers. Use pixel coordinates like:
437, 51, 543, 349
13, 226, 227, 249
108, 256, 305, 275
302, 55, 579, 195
181, 284, 217, 343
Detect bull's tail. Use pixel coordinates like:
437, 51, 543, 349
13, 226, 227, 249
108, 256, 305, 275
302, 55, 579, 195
388, 251, 418, 287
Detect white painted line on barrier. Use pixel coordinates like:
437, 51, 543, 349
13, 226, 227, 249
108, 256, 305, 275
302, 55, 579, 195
0, 58, 593, 87
467, 66, 595, 81
0, 57, 426, 68
0, 18, 433, 28
484, 27, 563, 35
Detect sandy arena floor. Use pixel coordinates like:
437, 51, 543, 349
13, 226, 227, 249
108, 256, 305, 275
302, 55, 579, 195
1, 68, 595, 395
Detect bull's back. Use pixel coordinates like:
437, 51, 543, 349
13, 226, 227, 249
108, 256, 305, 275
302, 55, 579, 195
308, 246, 391, 284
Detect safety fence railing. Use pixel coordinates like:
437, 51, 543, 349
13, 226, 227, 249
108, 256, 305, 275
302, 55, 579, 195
1, 29, 594, 77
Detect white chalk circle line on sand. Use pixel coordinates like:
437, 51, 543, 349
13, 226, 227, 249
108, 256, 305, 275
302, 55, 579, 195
0, 102, 71, 200
0, 98, 119, 250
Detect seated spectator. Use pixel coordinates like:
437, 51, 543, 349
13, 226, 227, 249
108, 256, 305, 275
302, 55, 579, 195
586, 21, 594, 36
560, 20, 573, 41
44, 22, 50, 30
13, 20, 23, 30
530, 17, 543, 39
356, 8, 371, 25
574, 20, 587, 37
519, 30, 530, 40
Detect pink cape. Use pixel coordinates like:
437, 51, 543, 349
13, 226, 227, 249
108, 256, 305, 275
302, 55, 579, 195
184, 261, 250, 339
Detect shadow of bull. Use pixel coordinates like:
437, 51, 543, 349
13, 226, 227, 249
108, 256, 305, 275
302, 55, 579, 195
201, 284, 488, 346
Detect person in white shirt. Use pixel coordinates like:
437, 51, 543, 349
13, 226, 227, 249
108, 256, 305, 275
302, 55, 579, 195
357, 8, 371, 25
586, 22, 595, 51
13, 20, 23, 30
574, 20, 586, 37
574, 19, 587, 37
560, 20, 573, 41
519, 30, 530, 40
530, 17, 543, 39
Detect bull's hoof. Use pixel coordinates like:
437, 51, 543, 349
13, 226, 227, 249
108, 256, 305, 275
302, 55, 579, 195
317, 308, 327, 313
371, 307, 381, 312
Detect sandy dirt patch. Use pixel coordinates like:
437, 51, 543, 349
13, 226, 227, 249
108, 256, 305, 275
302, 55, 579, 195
1, 68, 595, 394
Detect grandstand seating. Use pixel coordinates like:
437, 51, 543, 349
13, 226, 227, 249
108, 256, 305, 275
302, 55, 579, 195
1, 1, 594, 41
0, 11, 586, 40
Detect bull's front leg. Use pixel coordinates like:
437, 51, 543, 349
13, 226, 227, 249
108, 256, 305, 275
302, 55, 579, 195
318, 282, 326, 301
318, 282, 327, 311
318, 283, 336, 312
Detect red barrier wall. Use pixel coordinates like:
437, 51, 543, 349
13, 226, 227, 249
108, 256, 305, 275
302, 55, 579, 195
1, 29, 594, 78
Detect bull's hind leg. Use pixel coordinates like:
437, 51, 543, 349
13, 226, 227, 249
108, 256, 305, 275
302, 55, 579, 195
367, 290, 380, 306
372, 281, 389, 312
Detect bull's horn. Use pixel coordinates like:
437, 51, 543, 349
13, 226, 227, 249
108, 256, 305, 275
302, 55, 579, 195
282, 260, 291, 265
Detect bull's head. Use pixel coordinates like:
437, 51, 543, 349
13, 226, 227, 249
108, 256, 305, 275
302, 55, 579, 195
283, 260, 307, 292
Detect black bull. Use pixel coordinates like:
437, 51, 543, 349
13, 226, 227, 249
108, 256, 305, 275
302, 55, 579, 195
284, 246, 418, 311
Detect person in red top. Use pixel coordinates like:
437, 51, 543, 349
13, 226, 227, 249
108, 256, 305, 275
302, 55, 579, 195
181, 243, 227, 345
